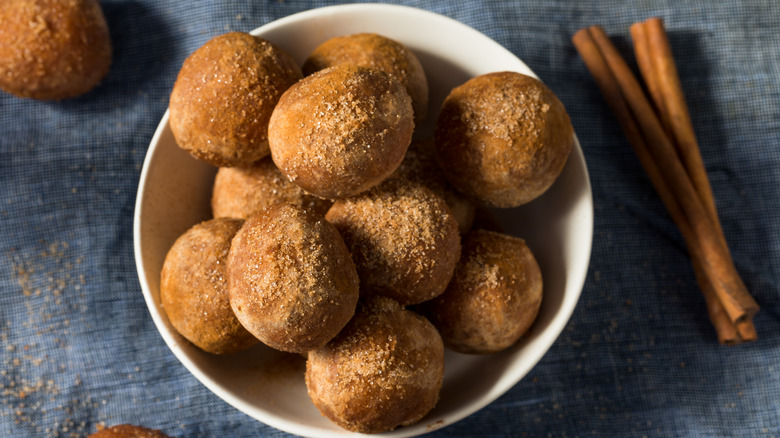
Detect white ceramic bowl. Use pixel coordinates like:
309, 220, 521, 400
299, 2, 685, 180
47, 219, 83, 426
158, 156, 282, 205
134, 4, 593, 437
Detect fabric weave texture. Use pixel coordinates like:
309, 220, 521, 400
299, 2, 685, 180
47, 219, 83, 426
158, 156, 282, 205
1, 1, 778, 437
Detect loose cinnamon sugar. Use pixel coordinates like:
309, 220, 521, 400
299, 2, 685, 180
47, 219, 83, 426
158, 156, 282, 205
4, 240, 108, 436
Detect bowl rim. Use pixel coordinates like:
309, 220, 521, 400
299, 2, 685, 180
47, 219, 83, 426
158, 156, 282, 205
134, 3, 593, 437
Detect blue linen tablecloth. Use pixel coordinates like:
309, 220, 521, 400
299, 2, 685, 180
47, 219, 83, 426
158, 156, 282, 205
1, 1, 779, 436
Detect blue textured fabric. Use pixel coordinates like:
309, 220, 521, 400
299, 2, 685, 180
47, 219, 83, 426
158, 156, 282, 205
1, 1, 779, 437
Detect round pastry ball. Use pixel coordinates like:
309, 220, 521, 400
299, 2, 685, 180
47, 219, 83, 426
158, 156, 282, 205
435, 71, 573, 207
306, 296, 445, 434
169, 32, 302, 167
160, 217, 258, 355
268, 64, 414, 199
422, 229, 543, 354
227, 203, 359, 353
211, 156, 333, 219
88, 424, 170, 438
391, 138, 475, 234
325, 179, 460, 305
302, 33, 428, 120
0, 0, 112, 100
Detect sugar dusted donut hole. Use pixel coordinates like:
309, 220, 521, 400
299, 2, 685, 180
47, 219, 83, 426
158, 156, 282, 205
169, 32, 302, 167
88, 424, 170, 438
211, 156, 333, 219
302, 32, 429, 121
160, 217, 258, 355
306, 296, 445, 433
422, 229, 543, 354
0, 0, 112, 100
325, 179, 460, 305
435, 71, 573, 207
227, 203, 359, 353
391, 138, 475, 234
268, 64, 414, 199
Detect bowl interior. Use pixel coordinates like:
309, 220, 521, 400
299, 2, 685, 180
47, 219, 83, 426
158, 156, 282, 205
134, 4, 593, 437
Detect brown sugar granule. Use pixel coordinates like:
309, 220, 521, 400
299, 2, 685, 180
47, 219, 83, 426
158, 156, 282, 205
435, 71, 573, 207
227, 203, 359, 353
306, 296, 444, 433
268, 64, 414, 199
211, 156, 333, 219
0, 0, 112, 100
169, 32, 302, 167
422, 229, 543, 354
160, 217, 258, 355
302, 32, 429, 120
325, 179, 461, 305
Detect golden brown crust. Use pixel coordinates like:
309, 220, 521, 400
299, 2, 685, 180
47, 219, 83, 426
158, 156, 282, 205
169, 32, 302, 167
160, 217, 258, 355
302, 33, 428, 121
0, 0, 112, 100
268, 64, 414, 199
422, 229, 543, 354
325, 179, 460, 305
306, 296, 444, 434
227, 204, 359, 353
211, 157, 333, 219
435, 71, 573, 207
88, 424, 170, 438
391, 138, 475, 234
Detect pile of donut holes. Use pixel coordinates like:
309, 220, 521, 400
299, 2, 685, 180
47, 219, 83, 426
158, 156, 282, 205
162, 30, 573, 434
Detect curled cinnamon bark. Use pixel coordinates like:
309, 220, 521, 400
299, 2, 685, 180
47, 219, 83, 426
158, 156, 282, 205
573, 23, 758, 343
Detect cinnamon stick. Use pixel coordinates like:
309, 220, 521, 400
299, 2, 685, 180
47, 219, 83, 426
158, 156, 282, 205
644, 18, 718, 219
630, 22, 673, 137
632, 18, 757, 342
588, 25, 758, 324
572, 29, 737, 344
572, 26, 759, 328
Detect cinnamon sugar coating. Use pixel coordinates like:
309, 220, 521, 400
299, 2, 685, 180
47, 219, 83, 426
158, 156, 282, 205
306, 296, 444, 433
160, 217, 258, 355
169, 32, 302, 167
268, 64, 414, 199
325, 179, 460, 305
227, 204, 359, 353
422, 229, 543, 354
303, 32, 429, 121
211, 156, 333, 219
435, 71, 573, 207
390, 138, 475, 234
0, 0, 112, 100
